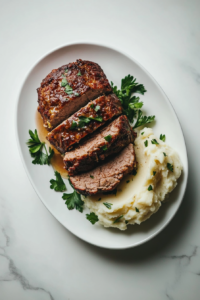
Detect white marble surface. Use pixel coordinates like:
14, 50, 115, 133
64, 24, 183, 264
0, 0, 200, 299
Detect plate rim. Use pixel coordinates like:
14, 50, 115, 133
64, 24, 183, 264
15, 41, 188, 249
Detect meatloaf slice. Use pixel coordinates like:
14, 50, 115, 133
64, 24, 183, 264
47, 94, 122, 154
70, 144, 136, 196
37, 59, 112, 130
64, 115, 135, 175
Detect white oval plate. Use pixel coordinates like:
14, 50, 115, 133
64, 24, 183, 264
16, 42, 188, 249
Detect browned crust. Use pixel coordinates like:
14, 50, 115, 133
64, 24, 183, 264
64, 115, 135, 175
70, 144, 136, 196
46, 94, 122, 154
37, 59, 112, 130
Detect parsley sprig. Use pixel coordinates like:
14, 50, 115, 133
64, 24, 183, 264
86, 212, 99, 224
27, 130, 54, 165
62, 180, 84, 212
50, 171, 66, 192
111, 75, 155, 128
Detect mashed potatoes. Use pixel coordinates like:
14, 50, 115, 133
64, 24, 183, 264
83, 127, 183, 230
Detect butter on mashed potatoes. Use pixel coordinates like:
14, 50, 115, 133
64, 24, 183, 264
83, 127, 183, 230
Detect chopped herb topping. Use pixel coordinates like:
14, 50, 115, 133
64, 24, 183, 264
70, 120, 78, 129
101, 145, 108, 151
160, 134, 166, 142
89, 116, 103, 122
163, 152, 167, 157
27, 129, 54, 165
153, 171, 156, 176
90, 175, 94, 179
104, 134, 112, 142
77, 71, 81, 76
90, 103, 94, 109
141, 132, 144, 135
135, 207, 139, 213
50, 171, 66, 192
132, 169, 137, 176
103, 202, 113, 209
113, 215, 123, 224
148, 185, 153, 191
151, 139, 159, 145
86, 212, 99, 224
65, 69, 68, 73
125, 220, 129, 224
74, 92, 80, 97
61, 77, 68, 87
78, 116, 91, 128
126, 180, 130, 183
94, 105, 100, 112
167, 163, 173, 172
144, 140, 148, 147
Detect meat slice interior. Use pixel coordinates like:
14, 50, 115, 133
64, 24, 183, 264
70, 144, 136, 196
64, 115, 135, 176
47, 94, 122, 154
37, 59, 112, 130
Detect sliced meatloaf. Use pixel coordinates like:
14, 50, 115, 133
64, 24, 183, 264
37, 59, 112, 130
64, 115, 135, 175
47, 94, 122, 154
70, 144, 136, 196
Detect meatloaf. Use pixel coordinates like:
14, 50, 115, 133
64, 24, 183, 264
47, 94, 122, 154
64, 115, 135, 175
70, 143, 136, 196
37, 59, 112, 130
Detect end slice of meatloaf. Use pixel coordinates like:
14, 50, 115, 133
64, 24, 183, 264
37, 59, 112, 130
46, 94, 122, 154
64, 115, 135, 176
70, 143, 136, 196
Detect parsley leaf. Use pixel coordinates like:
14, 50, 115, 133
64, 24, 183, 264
125, 220, 129, 224
94, 105, 100, 112
104, 134, 112, 142
151, 139, 159, 145
89, 116, 103, 122
132, 169, 137, 176
101, 145, 108, 151
50, 171, 66, 192
153, 171, 156, 176
103, 202, 113, 209
133, 110, 155, 129
163, 152, 167, 157
144, 140, 148, 147
167, 163, 173, 172
135, 207, 139, 213
86, 212, 99, 224
126, 180, 130, 183
74, 92, 80, 97
113, 215, 123, 224
77, 71, 81, 76
62, 190, 84, 212
65, 84, 73, 94
90, 175, 94, 179
61, 77, 68, 87
90, 104, 94, 109
148, 185, 153, 191
78, 116, 103, 128
141, 132, 144, 135
27, 129, 54, 165
160, 134, 166, 142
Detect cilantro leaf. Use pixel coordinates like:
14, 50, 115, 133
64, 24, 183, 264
61, 77, 68, 87
113, 215, 123, 224
27, 129, 54, 165
86, 212, 99, 224
104, 134, 112, 142
160, 134, 166, 142
62, 190, 84, 212
151, 139, 159, 145
103, 202, 113, 209
50, 171, 66, 192
167, 163, 173, 172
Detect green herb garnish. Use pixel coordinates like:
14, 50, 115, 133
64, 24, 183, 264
151, 139, 159, 145
148, 185, 153, 191
77, 71, 81, 76
78, 116, 103, 128
104, 134, 112, 142
86, 212, 99, 224
163, 152, 167, 157
74, 92, 80, 97
125, 220, 129, 224
135, 207, 139, 213
90, 104, 94, 109
62, 190, 84, 212
98, 198, 101, 201
89, 116, 103, 122
50, 171, 66, 192
27, 129, 54, 165
94, 105, 100, 112
153, 171, 156, 176
90, 175, 94, 179
126, 180, 130, 183
141, 132, 144, 135
103, 202, 113, 209
113, 215, 123, 224
65, 84, 73, 94
167, 163, 173, 172
160, 134, 166, 142
101, 145, 108, 151
61, 77, 68, 87
132, 169, 137, 176
70, 120, 78, 129
144, 140, 148, 147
